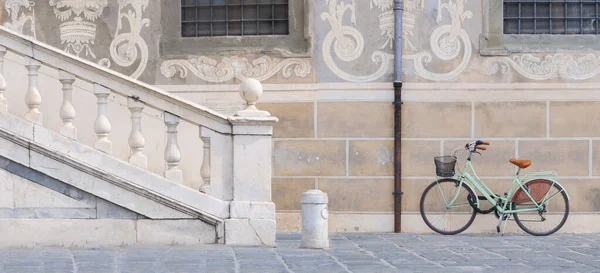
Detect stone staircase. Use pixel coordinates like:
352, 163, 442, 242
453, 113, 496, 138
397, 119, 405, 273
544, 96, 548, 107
0, 27, 277, 247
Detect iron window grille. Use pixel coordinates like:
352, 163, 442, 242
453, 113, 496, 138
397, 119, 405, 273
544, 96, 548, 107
181, 0, 289, 37
504, 0, 600, 34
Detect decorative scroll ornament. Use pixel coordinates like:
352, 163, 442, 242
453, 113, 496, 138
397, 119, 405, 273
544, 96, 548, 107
483, 53, 600, 81
49, 0, 108, 59
403, 0, 473, 81
321, 0, 393, 82
4, 0, 36, 37
98, 0, 150, 79
160, 56, 311, 83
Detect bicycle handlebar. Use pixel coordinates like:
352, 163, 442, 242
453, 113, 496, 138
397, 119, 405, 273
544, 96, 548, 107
462, 140, 491, 154
451, 140, 491, 158
474, 140, 490, 146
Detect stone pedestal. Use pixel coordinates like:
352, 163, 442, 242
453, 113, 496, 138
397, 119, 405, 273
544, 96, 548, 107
224, 120, 276, 246
224, 78, 278, 246
300, 189, 329, 249
225, 201, 276, 246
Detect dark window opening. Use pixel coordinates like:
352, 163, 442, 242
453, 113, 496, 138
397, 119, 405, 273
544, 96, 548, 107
504, 0, 600, 34
181, 0, 289, 37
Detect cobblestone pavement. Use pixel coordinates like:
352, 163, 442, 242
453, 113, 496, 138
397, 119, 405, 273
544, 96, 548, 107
2, 233, 600, 273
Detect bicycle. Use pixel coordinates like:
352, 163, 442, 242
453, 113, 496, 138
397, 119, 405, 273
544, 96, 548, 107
419, 140, 570, 236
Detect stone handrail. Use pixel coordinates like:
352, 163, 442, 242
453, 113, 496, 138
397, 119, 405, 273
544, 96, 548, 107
0, 26, 237, 134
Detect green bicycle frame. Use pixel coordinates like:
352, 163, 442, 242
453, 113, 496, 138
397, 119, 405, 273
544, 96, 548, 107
442, 160, 569, 215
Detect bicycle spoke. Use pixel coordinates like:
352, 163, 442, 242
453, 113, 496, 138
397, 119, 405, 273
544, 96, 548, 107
420, 179, 476, 235
432, 213, 446, 228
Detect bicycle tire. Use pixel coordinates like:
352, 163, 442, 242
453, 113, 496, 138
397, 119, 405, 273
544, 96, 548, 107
420, 178, 477, 235
512, 180, 569, 236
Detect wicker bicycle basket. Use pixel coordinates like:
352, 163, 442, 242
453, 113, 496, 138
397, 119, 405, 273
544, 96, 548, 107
434, 156, 457, 177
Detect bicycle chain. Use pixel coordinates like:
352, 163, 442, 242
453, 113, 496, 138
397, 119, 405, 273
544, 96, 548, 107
467, 194, 497, 215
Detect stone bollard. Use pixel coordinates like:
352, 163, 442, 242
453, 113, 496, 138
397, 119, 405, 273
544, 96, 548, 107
300, 189, 329, 249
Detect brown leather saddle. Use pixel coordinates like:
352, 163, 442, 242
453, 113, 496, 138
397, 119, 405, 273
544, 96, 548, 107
509, 158, 531, 169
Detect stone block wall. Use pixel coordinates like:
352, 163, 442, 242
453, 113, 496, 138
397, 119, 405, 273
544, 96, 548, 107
263, 100, 395, 232
251, 87, 600, 233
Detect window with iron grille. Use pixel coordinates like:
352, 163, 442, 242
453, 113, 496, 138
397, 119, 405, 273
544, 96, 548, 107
504, 0, 600, 34
181, 0, 289, 37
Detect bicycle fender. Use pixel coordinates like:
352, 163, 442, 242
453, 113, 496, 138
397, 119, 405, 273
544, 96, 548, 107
522, 177, 570, 201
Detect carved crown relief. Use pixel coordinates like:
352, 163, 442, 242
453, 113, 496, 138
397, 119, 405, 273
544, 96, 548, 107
49, 0, 108, 59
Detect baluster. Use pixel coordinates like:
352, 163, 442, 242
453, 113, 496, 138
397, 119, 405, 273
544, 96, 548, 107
128, 97, 147, 169
0, 46, 7, 112
200, 136, 211, 193
58, 70, 77, 140
24, 58, 42, 124
93, 84, 112, 154
164, 112, 182, 183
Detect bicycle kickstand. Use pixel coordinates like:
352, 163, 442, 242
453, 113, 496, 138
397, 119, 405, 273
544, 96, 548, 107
501, 214, 511, 236
496, 214, 503, 233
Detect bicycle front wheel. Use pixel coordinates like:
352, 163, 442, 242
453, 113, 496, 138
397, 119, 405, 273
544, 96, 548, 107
512, 179, 569, 236
420, 178, 477, 235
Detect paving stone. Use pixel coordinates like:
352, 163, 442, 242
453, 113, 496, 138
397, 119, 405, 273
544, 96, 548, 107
198, 270, 236, 273
443, 265, 489, 272
275, 240, 299, 248
0, 233, 597, 272
276, 233, 302, 240
292, 267, 348, 273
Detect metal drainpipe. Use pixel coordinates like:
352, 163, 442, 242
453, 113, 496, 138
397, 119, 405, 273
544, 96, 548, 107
393, 0, 404, 233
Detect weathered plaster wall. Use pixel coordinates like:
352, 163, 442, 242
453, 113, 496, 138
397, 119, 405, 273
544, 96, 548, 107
1, 0, 161, 82
7, 0, 600, 84
2, 0, 600, 233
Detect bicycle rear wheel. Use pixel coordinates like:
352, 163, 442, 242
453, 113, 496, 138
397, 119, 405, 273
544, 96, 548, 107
420, 178, 477, 235
512, 179, 569, 236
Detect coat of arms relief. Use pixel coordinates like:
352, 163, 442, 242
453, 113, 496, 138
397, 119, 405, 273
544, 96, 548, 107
48, 0, 108, 59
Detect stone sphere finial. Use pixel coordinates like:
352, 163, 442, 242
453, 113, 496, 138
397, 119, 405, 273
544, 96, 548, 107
235, 78, 270, 117
239, 78, 263, 109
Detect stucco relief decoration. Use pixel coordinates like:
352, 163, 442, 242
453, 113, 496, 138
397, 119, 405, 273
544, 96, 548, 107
370, 0, 423, 51
483, 53, 600, 81
4, 0, 36, 37
160, 56, 311, 83
321, 0, 394, 82
98, 0, 150, 80
403, 0, 473, 81
49, 0, 108, 59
